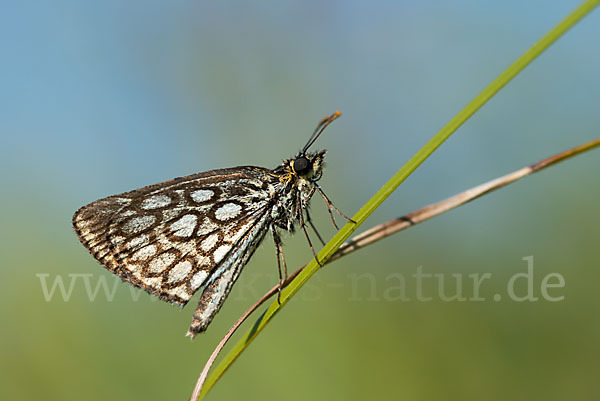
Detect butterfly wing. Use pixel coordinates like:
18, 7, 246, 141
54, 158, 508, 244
73, 166, 277, 307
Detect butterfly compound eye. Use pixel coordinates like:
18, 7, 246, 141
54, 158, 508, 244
293, 156, 310, 175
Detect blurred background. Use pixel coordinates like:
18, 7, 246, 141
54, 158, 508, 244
1, 1, 599, 400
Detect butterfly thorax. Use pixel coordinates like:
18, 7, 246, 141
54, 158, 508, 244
268, 150, 326, 233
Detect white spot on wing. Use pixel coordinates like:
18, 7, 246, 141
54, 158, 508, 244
170, 214, 197, 237
190, 270, 208, 289
142, 276, 162, 287
149, 252, 176, 273
142, 194, 171, 209
168, 260, 193, 283
126, 234, 149, 249
112, 235, 126, 248
215, 203, 242, 221
127, 264, 142, 274
196, 255, 211, 267
162, 208, 181, 220
197, 218, 219, 236
191, 189, 214, 203
201, 233, 219, 251
123, 215, 156, 234
214, 244, 232, 263
132, 244, 157, 261
167, 285, 190, 300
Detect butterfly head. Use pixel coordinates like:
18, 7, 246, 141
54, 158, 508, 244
291, 149, 326, 181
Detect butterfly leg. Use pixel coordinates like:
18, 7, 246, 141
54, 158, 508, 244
272, 229, 287, 305
314, 184, 356, 227
305, 208, 326, 246
302, 187, 326, 246
298, 203, 322, 267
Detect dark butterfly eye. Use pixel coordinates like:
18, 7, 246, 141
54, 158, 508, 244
293, 156, 310, 175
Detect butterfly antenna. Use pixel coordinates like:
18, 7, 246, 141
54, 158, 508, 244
302, 110, 342, 154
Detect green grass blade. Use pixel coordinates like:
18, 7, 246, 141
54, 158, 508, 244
196, 1, 600, 398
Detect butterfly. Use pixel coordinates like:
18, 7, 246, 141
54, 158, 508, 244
72, 111, 351, 338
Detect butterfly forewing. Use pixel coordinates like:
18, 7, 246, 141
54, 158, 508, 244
73, 167, 278, 307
